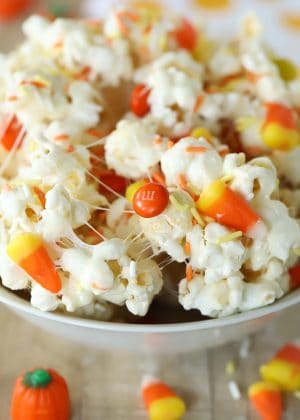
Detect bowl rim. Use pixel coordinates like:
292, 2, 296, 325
0, 286, 300, 333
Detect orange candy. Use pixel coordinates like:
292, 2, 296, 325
131, 84, 151, 117
133, 183, 169, 218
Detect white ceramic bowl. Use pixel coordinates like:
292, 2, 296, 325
1, 286, 300, 353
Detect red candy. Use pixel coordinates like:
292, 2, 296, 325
174, 19, 198, 51
131, 84, 151, 117
99, 172, 129, 195
133, 183, 169, 218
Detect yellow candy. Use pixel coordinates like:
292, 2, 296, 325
149, 396, 186, 420
273, 58, 299, 82
260, 359, 300, 391
125, 180, 147, 203
262, 123, 300, 150
7, 233, 42, 264
191, 127, 212, 142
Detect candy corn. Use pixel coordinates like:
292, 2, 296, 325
261, 103, 300, 150
248, 381, 282, 420
0, 115, 24, 151
196, 180, 262, 236
260, 343, 300, 391
7, 233, 61, 293
142, 378, 186, 420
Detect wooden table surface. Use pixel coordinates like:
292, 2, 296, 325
1, 304, 300, 419
1, 1, 300, 419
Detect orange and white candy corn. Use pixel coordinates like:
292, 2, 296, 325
7, 233, 61, 293
260, 343, 300, 391
142, 377, 186, 420
248, 381, 282, 420
196, 179, 263, 237
261, 103, 300, 150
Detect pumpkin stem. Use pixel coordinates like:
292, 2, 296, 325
23, 369, 52, 388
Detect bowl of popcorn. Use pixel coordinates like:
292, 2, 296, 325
0, 6, 300, 352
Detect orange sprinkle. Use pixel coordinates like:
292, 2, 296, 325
7, 95, 18, 102
178, 173, 188, 190
67, 145, 75, 153
218, 146, 230, 157
53, 39, 64, 49
75, 66, 91, 81
118, 10, 139, 21
91, 282, 108, 291
219, 71, 244, 87
186, 264, 194, 281
116, 13, 130, 36
205, 86, 219, 93
246, 70, 265, 84
152, 171, 166, 186
20, 80, 47, 89
193, 95, 204, 113
54, 134, 69, 141
168, 140, 175, 149
154, 135, 163, 145
86, 129, 106, 138
184, 241, 191, 255
33, 186, 46, 208
185, 146, 208, 153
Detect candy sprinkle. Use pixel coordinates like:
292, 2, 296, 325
216, 231, 243, 245
225, 360, 236, 375
228, 381, 241, 401
190, 207, 205, 227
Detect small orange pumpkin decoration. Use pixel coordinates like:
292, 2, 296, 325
11, 368, 70, 420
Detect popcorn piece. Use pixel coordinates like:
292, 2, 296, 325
105, 119, 167, 179
134, 51, 203, 135
138, 189, 194, 262
161, 137, 223, 191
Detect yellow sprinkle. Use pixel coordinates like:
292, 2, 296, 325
235, 116, 258, 132
221, 175, 234, 183
203, 216, 215, 223
191, 127, 212, 142
293, 248, 300, 256
169, 194, 188, 211
158, 35, 167, 51
225, 360, 236, 375
190, 207, 205, 227
216, 231, 243, 245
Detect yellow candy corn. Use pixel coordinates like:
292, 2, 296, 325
248, 381, 282, 420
